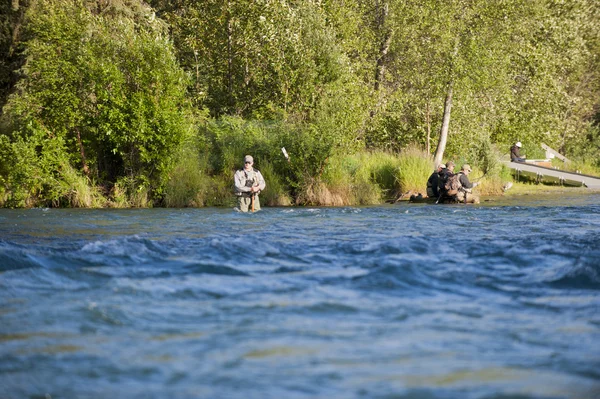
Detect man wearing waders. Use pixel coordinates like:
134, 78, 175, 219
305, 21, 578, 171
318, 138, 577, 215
234, 155, 266, 212
456, 164, 480, 204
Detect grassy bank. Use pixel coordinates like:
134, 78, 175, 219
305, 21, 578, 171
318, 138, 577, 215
3, 115, 598, 208
502, 182, 597, 196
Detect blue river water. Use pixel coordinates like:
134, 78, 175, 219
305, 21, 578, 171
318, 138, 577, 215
1, 194, 600, 399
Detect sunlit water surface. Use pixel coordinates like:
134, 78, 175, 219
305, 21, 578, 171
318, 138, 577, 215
1, 194, 600, 399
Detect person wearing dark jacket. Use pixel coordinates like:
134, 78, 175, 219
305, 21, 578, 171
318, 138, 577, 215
510, 142, 525, 162
456, 164, 480, 203
438, 161, 455, 196
426, 163, 446, 198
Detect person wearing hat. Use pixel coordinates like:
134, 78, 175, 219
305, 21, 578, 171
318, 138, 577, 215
426, 163, 446, 198
234, 155, 266, 212
456, 164, 480, 203
510, 142, 525, 162
437, 161, 455, 198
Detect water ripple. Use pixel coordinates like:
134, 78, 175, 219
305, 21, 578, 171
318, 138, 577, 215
1, 195, 600, 398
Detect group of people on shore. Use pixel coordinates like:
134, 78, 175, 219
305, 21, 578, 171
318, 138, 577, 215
234, 150, 503, 211
426, 161, 480, 204
422, 141, 525, 204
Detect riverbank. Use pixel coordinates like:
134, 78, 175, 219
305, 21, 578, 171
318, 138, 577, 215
503, 182, 600, 196
472, 183, 600, 206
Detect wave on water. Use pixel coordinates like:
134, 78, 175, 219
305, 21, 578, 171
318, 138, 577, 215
0, 241, 43, 273
79, 235, 174, 263
2, 201, 600, 399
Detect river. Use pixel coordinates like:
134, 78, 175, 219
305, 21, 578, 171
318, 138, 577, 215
1, 194, 599, 399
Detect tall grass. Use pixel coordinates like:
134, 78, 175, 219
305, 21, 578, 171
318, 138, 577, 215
394, 146, 433, 195
55, 163, 104, 207
109, 177, 151, 208
259, 160, 292, 206
164, 149, 211, 207
469, 165, 510, 196
563, 159, 600, 176
108, 182, 129, 208
296, 151, 404, 205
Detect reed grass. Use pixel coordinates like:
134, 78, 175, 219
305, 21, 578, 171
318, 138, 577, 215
394, 146, 433, 196
258, 160, 292, 206
564, 159, 600, 176
56, 163, 104, 208
204, 175, 237, 207
108, 182, 130, 208
296, 151, 405, 205
164, 150, 211, 207
110, 177, 151, 208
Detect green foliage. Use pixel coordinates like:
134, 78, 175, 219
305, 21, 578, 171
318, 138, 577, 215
157, 0, 353, 120
1, 0, 599, 207
0, 0, 194, 206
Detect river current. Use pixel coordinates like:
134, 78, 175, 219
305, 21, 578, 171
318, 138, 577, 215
1, 194, 600, 399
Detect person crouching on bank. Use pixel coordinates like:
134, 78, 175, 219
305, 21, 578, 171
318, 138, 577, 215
234, 155, 266, 212
426, 163, 446, 198
456, 164, 480, 204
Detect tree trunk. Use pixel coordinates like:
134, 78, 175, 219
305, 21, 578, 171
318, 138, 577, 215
226, 2, 233, 105
374, 31, 392, 91
433, 81, 453, 167
374, 1, 391, 92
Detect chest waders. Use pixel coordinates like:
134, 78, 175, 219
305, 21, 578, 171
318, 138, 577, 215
241, 169, 258, 212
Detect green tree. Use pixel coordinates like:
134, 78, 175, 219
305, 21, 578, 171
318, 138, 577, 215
0, 0, 193, 206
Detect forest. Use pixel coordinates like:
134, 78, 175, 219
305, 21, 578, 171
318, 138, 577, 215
0, 0, 599, 207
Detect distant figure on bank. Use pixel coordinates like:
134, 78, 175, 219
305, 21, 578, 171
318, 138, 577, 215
234, 155, 266, 212
510, 142, 525, 162
426, 163, 446, 198
456, 164, 480, 203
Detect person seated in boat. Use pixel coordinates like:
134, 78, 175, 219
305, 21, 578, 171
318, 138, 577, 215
456, 164, 480, 204
510, 142, 525, 162
426, 163, 446, 198
234, 155, 266, 212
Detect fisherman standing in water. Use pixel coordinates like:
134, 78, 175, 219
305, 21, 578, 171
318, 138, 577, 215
234, 155, 266, 212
